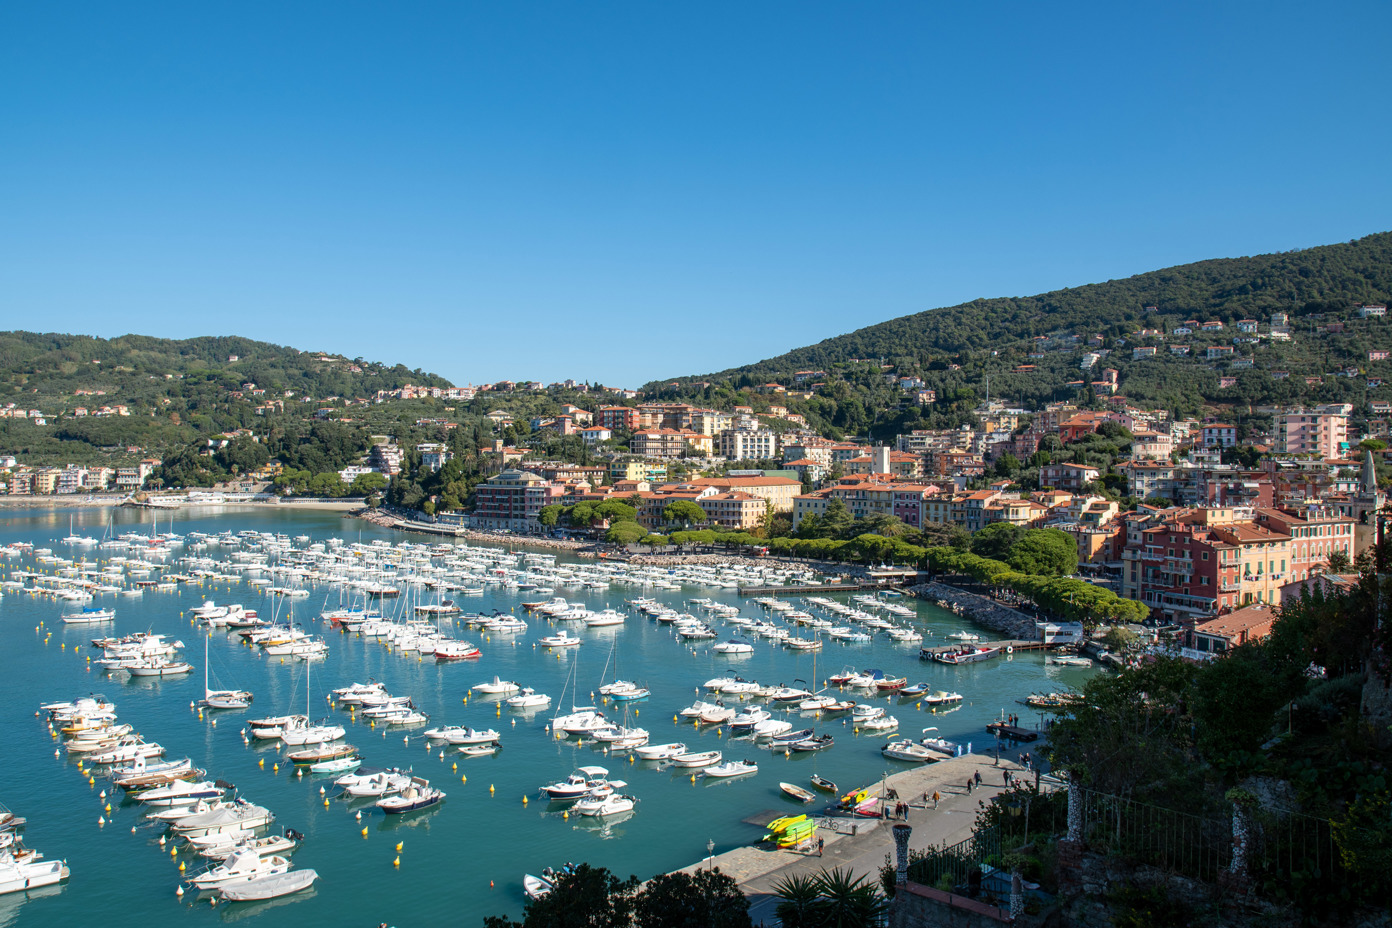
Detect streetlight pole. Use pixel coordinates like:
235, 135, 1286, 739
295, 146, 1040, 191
707, 838, 715, 871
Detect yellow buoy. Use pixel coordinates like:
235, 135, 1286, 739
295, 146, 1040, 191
396, 841, 403, 852
258, 758, 265, 767
488, 784, 495, 793
522, 795, 528, 805
178, 861, 185, 872
362, 827, 369, 837
393, 856, 400, 867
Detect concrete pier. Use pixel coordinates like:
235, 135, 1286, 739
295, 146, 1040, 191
674, 752, 1058, 924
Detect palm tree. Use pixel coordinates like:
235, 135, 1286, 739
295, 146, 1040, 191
814, 868, 888, 928
771, 873, 823, 928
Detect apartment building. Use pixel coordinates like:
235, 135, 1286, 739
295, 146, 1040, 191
1276, 406, 1350, 458
629, 429, 713, 459
719, 429, 780, 461
471, 469, 562, 531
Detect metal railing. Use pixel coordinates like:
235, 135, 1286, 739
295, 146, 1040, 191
903, 827, 1005, 902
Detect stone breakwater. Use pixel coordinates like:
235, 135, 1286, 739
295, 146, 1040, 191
627, 553, 850, 574
907, 581, 1041, 640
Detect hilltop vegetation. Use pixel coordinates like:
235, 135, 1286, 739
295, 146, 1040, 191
651, 232, 1392, 421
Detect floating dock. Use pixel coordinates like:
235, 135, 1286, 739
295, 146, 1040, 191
739, 583, 873, 595
985, 722, 1039, 742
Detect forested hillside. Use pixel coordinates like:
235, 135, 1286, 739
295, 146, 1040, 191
653, 232, 1392, 418
0, 332, 451, 400
0, 333, 454, 467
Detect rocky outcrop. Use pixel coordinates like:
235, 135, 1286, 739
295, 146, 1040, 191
906, 582, 1040, 640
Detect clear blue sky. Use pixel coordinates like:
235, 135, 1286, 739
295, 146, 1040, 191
3, 2, 1389, 388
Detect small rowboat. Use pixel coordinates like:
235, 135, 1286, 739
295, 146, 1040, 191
810, 774, 838, 793
779, 782, 816, 803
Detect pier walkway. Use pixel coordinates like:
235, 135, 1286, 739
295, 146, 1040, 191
673, 751, 1057, 924
738, 583, 873, 596
919, 639, 1048, 657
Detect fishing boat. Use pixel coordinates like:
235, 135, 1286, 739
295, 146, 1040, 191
218, 868, 318, 902
522, 873, 554, 900
875, 676, 908, 692
375, 778, 445, 813
779, 782, 816, 802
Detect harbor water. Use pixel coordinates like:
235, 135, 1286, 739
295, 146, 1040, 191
0, 507, 1092, 927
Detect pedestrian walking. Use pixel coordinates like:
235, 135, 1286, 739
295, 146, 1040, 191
932, 790, 941, 809
974, 770, 982, 786
817, 837, 824, 858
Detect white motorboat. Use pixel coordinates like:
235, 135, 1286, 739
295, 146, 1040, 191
540, 766, 611, 800
505, 688, 551, 709
703, 760, 758, 778
332, 682, 387, 705
279, 721, 346, 746
188, 848, 291, 889
632, 742, 686, 760
309, 756, 361, 775
247, 715, 308, 740
0, 850, 69, 895
712, 638, 754, 654
860, 715, 899, 732
697, 705, 736, 725
471, 677, 520, 695
375, 779, 445, 813
573, 794, 636, 817
947, 631, 982, 642
798, 695, 837, 711
125, 658, 193, 677
61, 607, 115, 624
752, 719, 793, 739
882, 739, 937, 762
423, 726, 500, 745
199, 832, 298, 862
136, 780, 225, 807
538, 632, 581, 648
219, 868, 317, 902
922, 690, 964, 706
171, 801, 274, 838
728, 708, 770, 730
669, 750, 722, 769
339, 770, 413, 798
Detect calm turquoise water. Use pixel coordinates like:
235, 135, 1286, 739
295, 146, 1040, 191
0, 507, 1090, 927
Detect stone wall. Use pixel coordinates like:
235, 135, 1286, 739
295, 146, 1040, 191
907, 581, 1041, 640
890, 883, 1033, 928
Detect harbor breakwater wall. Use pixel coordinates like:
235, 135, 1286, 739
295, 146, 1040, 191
906, 582, 1042, 641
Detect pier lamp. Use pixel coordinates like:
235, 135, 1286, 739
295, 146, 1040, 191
706, 838, 715, 871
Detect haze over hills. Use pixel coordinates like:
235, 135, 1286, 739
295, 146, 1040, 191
652, 232, 1392, 416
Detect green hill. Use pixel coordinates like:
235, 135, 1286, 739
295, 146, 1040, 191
651, 232, 1392, 423
0, 332, 454, 468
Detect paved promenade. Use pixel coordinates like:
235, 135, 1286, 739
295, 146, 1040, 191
674, 751, 1057, 925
